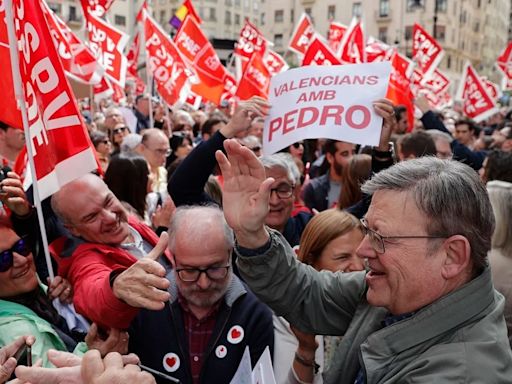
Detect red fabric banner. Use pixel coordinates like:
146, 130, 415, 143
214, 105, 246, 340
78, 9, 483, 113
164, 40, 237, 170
365, 37, 393, 63
235, 52, 271, 100
87, 12, 129, 87
234, 19, 267, 61
456, 62, 498, 122
338, 18, 366, 64
327, 22, 347, 53
302, 36, 341, 66
11, 0, 97, 198
288, 13, 315, 55
41, 0, 103, 85
412, 23, 444, 78
263, 49, 288, 76
80, 0, 115, 17
386, 51, 414, 132
174, 17, 230, 104
144, 13, 191, 106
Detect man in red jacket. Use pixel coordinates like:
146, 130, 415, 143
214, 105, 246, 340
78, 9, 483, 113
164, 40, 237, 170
51, 174, 171, 329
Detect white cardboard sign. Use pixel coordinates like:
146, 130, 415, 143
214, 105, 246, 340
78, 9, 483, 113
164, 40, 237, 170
263, 62, 391, 155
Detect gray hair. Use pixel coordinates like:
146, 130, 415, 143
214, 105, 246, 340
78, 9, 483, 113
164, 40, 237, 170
425, 130, 453, 144
362, 157, 495, 273
260, 153, 300, 185
120, 133, 142, 154
168, 205, 234, 254
487, 180, 512, 256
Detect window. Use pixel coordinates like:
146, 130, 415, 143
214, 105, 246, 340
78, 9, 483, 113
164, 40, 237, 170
290, 8, 294, 23
352, 2, 362, 17
68, 6, 78, 21
305, 8, 312, 16
48, 2, 62, 14
253, 2, 258, 11
405, 25, 413, 40
473, 21, 479, 33
378, 27, 388, 43
274, 34, 283, 47
436, 25, 445, 41
379, 0, 389, 17
407, 0, 424, 12
327, 5, 335, 20
209, 7, 216, 21
274, 9, 284, 22
260, 12, 265, 25
235, 0, 240, 6
244, 0, 249, 10
447, 55, 451, 69
235, 14, 241, 25
225, 10, 231, 24
114, 15, 126, 26
225, 0, 232, 5
435, 0, 447, 12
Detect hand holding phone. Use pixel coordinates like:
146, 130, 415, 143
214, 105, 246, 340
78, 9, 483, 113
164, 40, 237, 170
13, 343, 32, 367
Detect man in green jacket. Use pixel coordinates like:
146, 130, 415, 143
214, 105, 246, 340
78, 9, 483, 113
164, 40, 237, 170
216, 133, 512, 383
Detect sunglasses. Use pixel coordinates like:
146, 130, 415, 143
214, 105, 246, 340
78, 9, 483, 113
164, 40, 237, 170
100, 140, 110, 145
112, 127, 128, 134
0, 238, 31, 272
292, 142, 304, 149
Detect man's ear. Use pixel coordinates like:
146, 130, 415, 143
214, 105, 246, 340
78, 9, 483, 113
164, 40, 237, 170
325, 152, 334, 166
441, 235, 472, 280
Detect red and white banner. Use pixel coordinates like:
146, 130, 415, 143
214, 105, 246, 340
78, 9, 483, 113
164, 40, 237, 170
184, 92, 202, 110
482, 78, 501, 101
302, 36, 341, 66
288, 13, 315, 55
93, 76, 114, 102
386, 51, 414, 132
263, 49, 288, 76
126, 31, 140, 77
264, 62, 391, 155
365, 37, 392, 63
327, 22, 347, 53
338, 18, 366, 64
87, 12, 129, 87
496, 42, 512, 69
221, 72, 237, 103
0, 0, 22, 128
80, 0, 114, 18
412, 23, 444, 78
235, 52, 271, 100
421, 68, 450, 95
41, 0, 103, 85
144, 13, 191, 106
456, 62, 498, 122
174, 16, 230, 104
234, 19, 268, 61
10, 0, 97, 199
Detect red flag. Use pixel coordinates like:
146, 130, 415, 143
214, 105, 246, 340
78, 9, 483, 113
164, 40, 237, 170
235, 52, 271, 100
422, 68, 450, 95
145, 13, 192, 106
386, 51, 414, 132
365, 37, 393, 63
221, 73, 237, 103
87, 12, 129, 87
174, 17, 230, 104
184, 92, 202, 109
338, 18, 366, 64
80, 0, 115, 17
136, 0, 148, 23
263, 49, 288, 76
302, 36, 341, 66
126, 32, 140, 76
456, 62, 498, 122
482, 78, 500, 102
234, 19, 268, 61
497, 42, 512, 68
10, 0, 97, 198
93, 76, 114, 102
170, 0, 202, 29
412, 23, 444, 78
41, 0, 103, 85
328, 22, 347, 53
0, 5, 22, 128
288, 13, 315, 55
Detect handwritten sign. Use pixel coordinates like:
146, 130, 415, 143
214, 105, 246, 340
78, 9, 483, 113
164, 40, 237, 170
263, 62, 391, 155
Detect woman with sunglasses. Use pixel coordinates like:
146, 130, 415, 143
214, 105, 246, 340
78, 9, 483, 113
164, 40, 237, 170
89, 131, 111, 173
0, 217, 128, 368
109, 123, 130, 156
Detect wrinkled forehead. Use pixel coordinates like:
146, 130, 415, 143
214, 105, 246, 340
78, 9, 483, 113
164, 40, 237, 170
265, 166, 293, 185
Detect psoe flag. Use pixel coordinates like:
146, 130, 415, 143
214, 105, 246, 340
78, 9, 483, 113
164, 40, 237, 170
263, 62, 391, 155
10, 0, 97, 199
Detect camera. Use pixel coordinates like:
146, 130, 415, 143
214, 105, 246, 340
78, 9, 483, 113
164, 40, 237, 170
0, 165, 11, 183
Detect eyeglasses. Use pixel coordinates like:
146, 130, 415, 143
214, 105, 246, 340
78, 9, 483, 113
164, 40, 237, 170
112, 127, 128, 134
175, 264, 231, 282
292, 142, 304, 149
270, 183, 295, 199
360, 218, 447, 254
0, 238, 31, 272
249, 146, 261, 152
100, 140, 110, 145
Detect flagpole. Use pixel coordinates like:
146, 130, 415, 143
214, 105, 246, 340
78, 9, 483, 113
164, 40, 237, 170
4, 0, 55, 280
141, 10, 154, 128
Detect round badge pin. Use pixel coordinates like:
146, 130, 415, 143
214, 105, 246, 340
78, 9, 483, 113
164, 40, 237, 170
227, 325, 244, 344
162, 352, 180, 372
215, 345, 228, 359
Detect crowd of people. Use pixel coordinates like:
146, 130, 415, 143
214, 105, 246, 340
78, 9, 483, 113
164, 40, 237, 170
0, 86, 511, 384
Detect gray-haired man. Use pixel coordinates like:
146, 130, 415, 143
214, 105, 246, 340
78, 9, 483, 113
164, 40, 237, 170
216, 139, 512, 383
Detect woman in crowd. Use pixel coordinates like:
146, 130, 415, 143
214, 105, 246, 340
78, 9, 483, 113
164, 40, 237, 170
109, 123, 130, 156
90, 131, 111, 173
337, 154, 372, 210
487, 180, 512, 347
273, 209, 365, 383
166, 132, 193, 169
0, 217, 127, 367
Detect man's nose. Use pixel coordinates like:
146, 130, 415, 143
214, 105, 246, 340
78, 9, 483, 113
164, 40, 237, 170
356, 236, 376, 260
196, 271, 211, 290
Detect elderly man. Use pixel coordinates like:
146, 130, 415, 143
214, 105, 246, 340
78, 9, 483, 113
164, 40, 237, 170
216, 140, 512, 383
51, 174, 171, 330
129, 205, 273, 384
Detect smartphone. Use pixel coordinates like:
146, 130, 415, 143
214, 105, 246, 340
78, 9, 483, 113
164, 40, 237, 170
13, 343, 32, 367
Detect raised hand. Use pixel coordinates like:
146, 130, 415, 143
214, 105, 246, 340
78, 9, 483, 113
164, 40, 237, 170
112, 232, 171, 309
220, 96, 271, 138
215, 139, 273, 248
0, 171, 31, 216
373, 99, 396, 151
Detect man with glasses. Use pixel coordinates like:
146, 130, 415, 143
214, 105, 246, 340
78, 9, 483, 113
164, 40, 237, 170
216, 139, 512, 383
128, 205, 273, 384
140, 128, 171, 194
